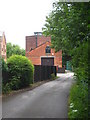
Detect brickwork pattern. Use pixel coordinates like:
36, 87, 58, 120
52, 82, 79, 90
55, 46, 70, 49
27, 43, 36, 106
26, 35, 51, 52
0, 33, 7, 61
26, 41, 62, 67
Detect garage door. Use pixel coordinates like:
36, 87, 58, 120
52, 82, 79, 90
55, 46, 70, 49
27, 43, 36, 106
41, 57, 54, 66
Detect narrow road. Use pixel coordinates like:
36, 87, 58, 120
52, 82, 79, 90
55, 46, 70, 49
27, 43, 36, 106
2, 72, 74, 118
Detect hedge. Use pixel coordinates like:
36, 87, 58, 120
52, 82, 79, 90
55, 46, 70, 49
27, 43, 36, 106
7, 55, 34, 90
2, 58, 8, 85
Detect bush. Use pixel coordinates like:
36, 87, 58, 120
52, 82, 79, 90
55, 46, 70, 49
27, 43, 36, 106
9, 77, 21, 90
2, 83, 11, 94
2, 58, 9, 85
51, 73, 56, 80
68, 42, 88, 118
7, 55, 34, 89
68, 82, 88, 119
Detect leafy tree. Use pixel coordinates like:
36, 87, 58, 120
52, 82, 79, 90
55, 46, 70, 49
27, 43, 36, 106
42, 2, 89, 118
43, 2, 89, 66
43, 2, 89, 68
6, 43, 13, 58
6, 43, 25, 58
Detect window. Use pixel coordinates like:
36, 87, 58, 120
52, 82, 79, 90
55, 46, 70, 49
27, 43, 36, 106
45, 45, 51, 53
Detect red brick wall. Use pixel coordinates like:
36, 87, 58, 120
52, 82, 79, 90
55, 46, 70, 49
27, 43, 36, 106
26, 35, 51, 52
26, 42, 62, 67
26, 36, 36, 52
0, 33, 7, 61
37, 35, 51, 46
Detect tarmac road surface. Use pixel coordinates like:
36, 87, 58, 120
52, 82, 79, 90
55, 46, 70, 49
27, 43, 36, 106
2, 72, 74, 118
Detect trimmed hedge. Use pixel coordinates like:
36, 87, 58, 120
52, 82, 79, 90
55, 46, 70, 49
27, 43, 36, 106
7, 55, 34, 90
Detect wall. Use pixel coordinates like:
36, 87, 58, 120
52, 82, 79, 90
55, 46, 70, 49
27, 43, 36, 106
26, 36, 36, 52
26, 42, 62, 68
0, 33, 7, 61
26, 35, 51, 52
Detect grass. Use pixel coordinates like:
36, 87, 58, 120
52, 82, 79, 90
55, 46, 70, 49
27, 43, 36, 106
68, 81, 88, 119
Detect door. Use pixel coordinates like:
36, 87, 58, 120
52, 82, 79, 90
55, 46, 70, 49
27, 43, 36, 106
41, 57, 54, 66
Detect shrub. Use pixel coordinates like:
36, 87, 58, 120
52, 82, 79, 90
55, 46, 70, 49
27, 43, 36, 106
51, 73, 56, 80
68, 82, 88, 119
68, 42, 88, 118
9, 77, 21, 90
2, 58, 9, 85
2, 83, 11, 94
7, 55, 34, 89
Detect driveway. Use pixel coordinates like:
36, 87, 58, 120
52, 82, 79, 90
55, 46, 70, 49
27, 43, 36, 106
2, 72, 74, 118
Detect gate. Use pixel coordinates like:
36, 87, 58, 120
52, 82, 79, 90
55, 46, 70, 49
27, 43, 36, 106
34, 65, 56, 82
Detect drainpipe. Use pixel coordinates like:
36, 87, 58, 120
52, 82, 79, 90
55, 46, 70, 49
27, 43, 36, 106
36, 34, 37, 48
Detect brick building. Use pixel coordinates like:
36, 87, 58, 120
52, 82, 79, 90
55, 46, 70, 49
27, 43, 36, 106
0, 32, 7, 61
26, 32, 62, 68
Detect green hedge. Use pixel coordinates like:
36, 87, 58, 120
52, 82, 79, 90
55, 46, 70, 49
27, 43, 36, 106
68, 42, 88, 118
7, 55, 34, 90
68, 82, 88, 119
2, 58, 9, 85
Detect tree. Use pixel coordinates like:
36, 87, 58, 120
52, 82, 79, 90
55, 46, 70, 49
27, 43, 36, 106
6, 43, 13, 58
42, 2, 89, 67
42, 2, 89, 118
6, 43, 25, 58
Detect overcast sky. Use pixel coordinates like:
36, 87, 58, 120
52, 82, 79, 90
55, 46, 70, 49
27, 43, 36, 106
0, 0, 55, 49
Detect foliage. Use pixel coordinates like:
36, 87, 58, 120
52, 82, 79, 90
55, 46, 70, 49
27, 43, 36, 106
2, 83, 11, 94
9, 77, 21, 90
68, 42, 88, 119
43, 1, 89, 118
72, 42, 88, 84
50, 73, 56, 80
1, 58, 10, 94
43, 2, 89, 65
7, 42, 25, 58
68, 82, 88, 119
2, 59, 9, 85
7, 55, 34, 90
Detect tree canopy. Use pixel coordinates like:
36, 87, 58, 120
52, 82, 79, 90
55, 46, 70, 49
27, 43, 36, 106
6, 43, 25, 58
42, 2, 89, 67
42, 2, 89, 118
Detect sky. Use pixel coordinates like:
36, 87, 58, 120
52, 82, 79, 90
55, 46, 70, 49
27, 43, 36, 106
0, 0, 55, 49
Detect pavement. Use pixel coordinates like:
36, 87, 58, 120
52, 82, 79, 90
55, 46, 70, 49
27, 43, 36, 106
2, 72, 74, 118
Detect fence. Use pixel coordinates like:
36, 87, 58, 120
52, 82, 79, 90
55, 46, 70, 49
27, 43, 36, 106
34, 65, 57, 82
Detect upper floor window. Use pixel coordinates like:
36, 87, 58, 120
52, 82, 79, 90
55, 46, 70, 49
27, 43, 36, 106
45, 45, 51, 53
